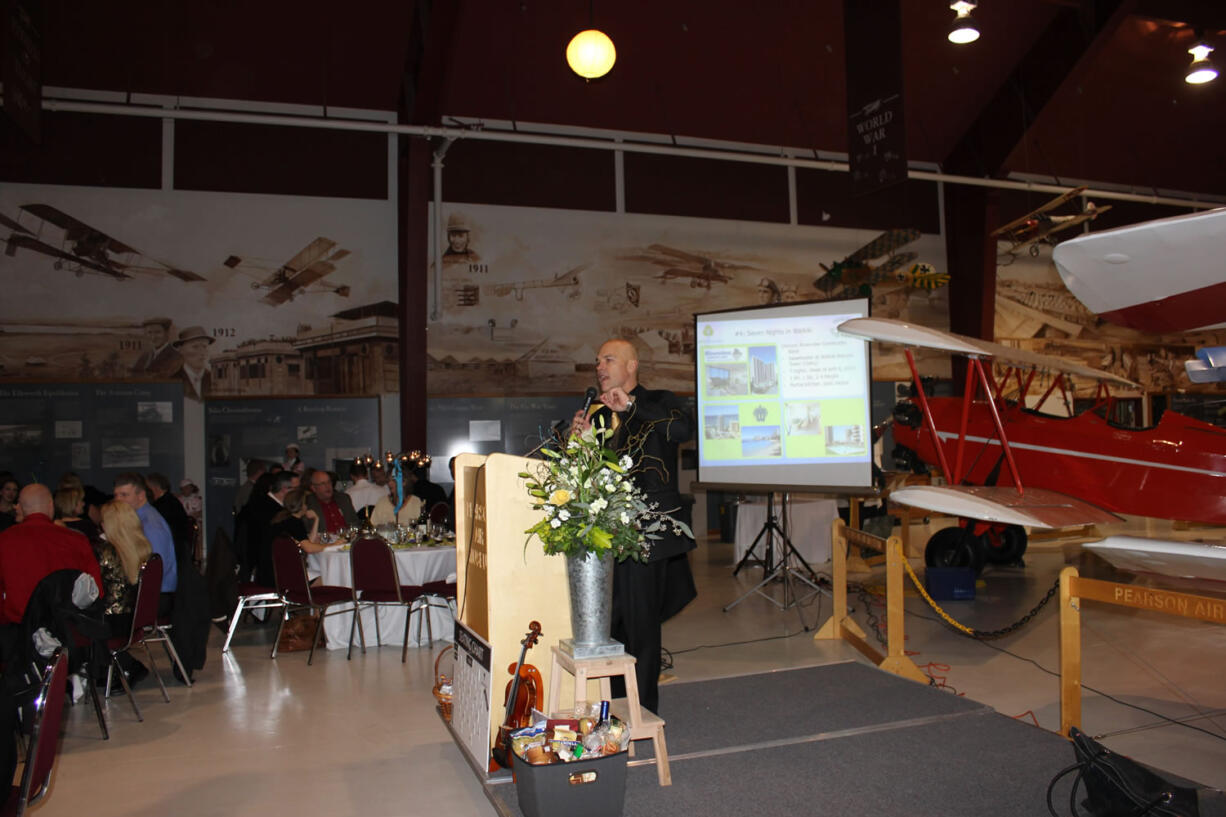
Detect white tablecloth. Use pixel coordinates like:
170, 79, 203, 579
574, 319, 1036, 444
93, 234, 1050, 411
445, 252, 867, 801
733, 496, 838, 568
306, 545, 457, 651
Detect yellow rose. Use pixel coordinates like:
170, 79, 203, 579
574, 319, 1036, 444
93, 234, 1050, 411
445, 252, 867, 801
549, 489, 571, 505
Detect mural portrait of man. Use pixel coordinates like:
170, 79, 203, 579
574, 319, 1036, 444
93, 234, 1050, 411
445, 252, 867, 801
173, 325, 214, 401
130, 316, 182, 377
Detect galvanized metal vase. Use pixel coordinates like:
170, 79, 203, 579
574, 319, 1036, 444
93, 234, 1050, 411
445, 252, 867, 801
559, 550, 624, 659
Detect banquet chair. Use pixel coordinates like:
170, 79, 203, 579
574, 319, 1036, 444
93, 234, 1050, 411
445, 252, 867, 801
416, 577, 457, 645
270, 536, 359, 665
105, 555, 176, 722
221, 582, 284, 653
348, 537, 424, 663
4, 648, 68, 817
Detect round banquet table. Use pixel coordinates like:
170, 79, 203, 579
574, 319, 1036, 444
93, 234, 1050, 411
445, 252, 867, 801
306, 544, 457, 651
733, 495, 838, 570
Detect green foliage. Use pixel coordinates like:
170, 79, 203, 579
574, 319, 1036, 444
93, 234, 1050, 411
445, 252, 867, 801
521, 420, 690, 562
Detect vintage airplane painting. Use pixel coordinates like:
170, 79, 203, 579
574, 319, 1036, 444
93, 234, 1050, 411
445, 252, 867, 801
814, 228, 949, 299
837, 317, 1226, 572
993, 186, 1111, 260
619, 244, 756, 288
233, 237, 352, 306
2, 204, 206, 282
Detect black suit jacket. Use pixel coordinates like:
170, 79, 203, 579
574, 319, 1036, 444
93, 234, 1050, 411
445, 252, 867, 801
152, 493, 195, 562
606, 384, 695, 563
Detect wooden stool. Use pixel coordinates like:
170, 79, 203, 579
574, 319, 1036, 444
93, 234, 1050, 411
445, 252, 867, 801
547, 646, 672, 786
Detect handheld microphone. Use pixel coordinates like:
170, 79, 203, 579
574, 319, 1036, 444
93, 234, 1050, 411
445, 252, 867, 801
580, 386, 598, 416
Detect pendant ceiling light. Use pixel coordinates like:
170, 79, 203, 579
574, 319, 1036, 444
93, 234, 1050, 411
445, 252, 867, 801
948, 1, 980, 45
1185, 40, 1218, 85
567, 28, 616, 79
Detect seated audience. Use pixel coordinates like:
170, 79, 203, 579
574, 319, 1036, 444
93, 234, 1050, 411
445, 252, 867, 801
0, 484, 103, 624
346, 463, 384, 519
147, 472, 195, 562
269, 488, 330, 584
269, 488, 324, 549
246, 470, 298, 586
54, 485, 101, 540
97, 501, 153, 624
409, 465, 447, 513
306, 470, 358, 534
112, 473, 177, 602
369, 481, 425, 527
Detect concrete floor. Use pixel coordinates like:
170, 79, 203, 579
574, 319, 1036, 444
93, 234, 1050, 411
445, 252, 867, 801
44, 516, 1226, 816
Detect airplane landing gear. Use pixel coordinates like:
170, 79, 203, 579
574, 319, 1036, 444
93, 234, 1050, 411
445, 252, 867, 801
981, 524, 1028, 566
924, 526, 985, 575
924, 523, 1028, 575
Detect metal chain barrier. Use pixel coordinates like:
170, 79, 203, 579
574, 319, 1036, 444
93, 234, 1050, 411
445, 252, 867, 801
901, 560, 1061, 639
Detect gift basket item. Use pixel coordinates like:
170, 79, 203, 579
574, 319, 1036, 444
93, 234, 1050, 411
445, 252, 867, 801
433, 647, 454, 721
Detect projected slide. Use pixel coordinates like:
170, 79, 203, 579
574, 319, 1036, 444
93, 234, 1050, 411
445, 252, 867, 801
695, 299, 872, 490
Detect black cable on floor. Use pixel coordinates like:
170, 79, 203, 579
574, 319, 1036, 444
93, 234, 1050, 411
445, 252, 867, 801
904, 606, 1226, 744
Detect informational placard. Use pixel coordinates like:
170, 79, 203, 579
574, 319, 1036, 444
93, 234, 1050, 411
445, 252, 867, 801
0, 382, 184, 488
451, 622, 493, 772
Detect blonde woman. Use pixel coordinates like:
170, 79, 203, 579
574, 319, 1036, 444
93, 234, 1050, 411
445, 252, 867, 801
98, 500, 153, 619
54, 485, 101, 540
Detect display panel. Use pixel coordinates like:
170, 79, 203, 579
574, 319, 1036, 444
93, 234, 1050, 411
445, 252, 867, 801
694, 298, 872, 491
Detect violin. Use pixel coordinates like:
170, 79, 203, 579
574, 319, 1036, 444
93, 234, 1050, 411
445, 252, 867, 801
491, 621, 542, 770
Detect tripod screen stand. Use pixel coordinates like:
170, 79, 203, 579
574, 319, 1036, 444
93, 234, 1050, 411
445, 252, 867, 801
724, 492, 829, 623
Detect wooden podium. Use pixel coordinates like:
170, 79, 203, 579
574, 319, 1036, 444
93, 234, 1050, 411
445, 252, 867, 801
453, 452, 574, 760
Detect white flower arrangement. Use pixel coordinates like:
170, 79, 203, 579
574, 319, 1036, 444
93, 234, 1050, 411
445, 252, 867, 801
520, 419, 691, 562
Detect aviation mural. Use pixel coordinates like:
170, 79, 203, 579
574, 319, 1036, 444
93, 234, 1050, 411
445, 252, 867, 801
429, 203, 952, 396
0, 183, 397, 399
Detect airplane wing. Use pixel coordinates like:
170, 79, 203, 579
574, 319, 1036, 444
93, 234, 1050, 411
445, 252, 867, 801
5, 234, 129, 279
20, 204, 138, 254
647, 244, 710, 265
845, 228, 920, 264
991, 186, 1088, 237
0, 213, 32, 234
1084, 536, 1226, 584
837, 316, 1140, 388
1002, 205, 1113, 255
890, 485, 1122, 529
110, 262, 206, 282
871, 251, 919, 278
260, 237, 338, 287
1052, 207, 1226, 333
261, 260, 336, 306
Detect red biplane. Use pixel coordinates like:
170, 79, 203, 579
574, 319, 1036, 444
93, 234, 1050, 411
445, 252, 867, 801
837, 317, 1226, 572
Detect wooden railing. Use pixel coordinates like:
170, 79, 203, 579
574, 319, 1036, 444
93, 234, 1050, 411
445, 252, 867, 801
815, 518, 927, 684
1059, 566, 1226, 735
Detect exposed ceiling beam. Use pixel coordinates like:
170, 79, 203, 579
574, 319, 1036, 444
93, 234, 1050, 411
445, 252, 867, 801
942, 0, 1133, 178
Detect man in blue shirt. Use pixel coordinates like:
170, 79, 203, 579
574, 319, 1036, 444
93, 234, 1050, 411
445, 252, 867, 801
113, 473, 178, 598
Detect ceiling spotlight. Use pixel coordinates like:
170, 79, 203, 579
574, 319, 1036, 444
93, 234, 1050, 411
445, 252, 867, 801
1186, 41, 1218, 85
566, 29, 616, 79
948, 1, 980, 45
